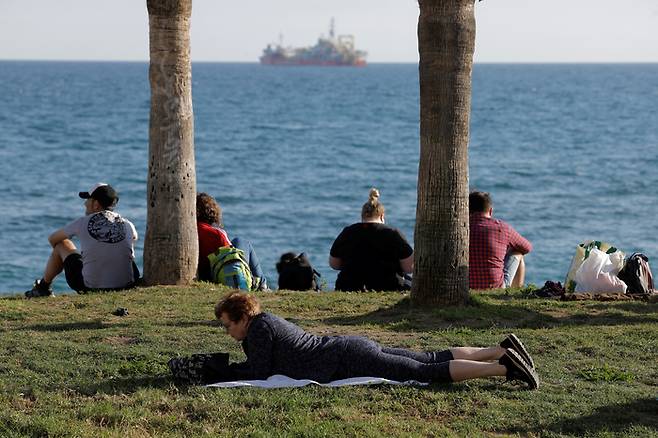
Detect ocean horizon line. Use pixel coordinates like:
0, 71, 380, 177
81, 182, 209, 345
1, 59, 657, 66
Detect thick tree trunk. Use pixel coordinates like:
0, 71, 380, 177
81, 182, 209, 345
143, 0, 198, 285
411, 0, 475, 306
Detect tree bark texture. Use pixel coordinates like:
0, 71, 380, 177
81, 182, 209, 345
411, 0, 475, 306
143, 0, 198, 285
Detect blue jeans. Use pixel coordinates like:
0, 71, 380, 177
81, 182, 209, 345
231, 237, 267, 289
503, 253, 522, 288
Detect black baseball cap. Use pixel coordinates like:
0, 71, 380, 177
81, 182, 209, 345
79, 183, 119, 208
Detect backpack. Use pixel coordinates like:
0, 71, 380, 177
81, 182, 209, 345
208, 246, 256, 291
276, 252, 321, 291
617, 253, 655, 294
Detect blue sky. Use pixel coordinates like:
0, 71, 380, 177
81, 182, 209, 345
1, 0, 657, 62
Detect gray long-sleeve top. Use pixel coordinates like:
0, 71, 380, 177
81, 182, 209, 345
229, 312, 348, 382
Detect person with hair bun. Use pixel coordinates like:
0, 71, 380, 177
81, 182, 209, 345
329, 188, 414, 291
214, 292, 539, 389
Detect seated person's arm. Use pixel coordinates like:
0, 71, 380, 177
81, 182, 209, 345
329, 255, 343, 270
509, 228, 532, 255
329, 229, 348, 271
48, 229, 69, 248
130, 222, 139, 241
400, 253, 414, 274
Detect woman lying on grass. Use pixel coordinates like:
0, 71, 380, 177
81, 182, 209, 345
216, 293, 539, 389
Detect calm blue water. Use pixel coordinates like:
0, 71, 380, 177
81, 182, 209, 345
1, 61, 657, 295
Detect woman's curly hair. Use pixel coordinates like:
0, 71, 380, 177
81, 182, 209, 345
196, 192, 223, 226
215, 292, 261, 322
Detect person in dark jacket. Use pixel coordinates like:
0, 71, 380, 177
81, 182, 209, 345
215, 293, 539, 389
329, 188, 413, 291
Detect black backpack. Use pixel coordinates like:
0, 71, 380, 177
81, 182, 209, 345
276, 252, 321, 291
617, 253, 655, 294
168, 352, 234, 384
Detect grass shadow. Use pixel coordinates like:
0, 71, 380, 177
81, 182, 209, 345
323, 297, 416, 326
523, 398, 658, 436
159, 320, 219, 328
19, 320, 127, 332
323, 296, 658, 331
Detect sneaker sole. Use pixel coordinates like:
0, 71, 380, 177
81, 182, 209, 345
25, 292, 55, 298
502, 334, 535, 369
505, 349, 540, 390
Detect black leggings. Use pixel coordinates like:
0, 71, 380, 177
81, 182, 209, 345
333, 337, 454, 383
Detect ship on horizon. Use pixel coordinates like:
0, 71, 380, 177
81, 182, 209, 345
260, 19, 367, 67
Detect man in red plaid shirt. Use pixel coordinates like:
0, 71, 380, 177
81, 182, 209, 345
469, 191, 532, 289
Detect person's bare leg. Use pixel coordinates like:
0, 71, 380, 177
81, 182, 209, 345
450, 346, 505, 362
43, 239, 78, 283
449, 360, 506, 381
511, 255, 526, 288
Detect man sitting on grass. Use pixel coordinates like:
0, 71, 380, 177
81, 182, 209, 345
469, 191, 532, 290
26, 183, 139, 297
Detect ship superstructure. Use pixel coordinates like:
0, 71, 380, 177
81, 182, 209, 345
260, 19, 367, 66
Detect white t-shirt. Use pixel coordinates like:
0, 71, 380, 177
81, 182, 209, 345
62, 210, 138, 289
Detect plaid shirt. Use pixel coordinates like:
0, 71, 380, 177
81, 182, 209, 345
469, 213, 532, 289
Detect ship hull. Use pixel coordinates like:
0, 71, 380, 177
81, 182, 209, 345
260, 56, 366, 67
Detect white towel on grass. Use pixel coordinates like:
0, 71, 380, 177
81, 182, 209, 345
206, 374, 428, 389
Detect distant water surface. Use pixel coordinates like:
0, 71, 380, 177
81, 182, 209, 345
0, 61, 656, 294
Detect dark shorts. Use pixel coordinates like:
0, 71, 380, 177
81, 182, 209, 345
63, 254, 140, 294
64, 253, 87, 292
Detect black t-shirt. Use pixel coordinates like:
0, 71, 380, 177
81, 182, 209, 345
330, 222, 413, 291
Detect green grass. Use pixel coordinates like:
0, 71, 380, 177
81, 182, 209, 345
0, 286, 656, 437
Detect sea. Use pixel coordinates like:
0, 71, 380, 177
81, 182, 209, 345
1, 61, 657, 295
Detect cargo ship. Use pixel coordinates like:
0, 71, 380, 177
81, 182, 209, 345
260, 19, 367, 67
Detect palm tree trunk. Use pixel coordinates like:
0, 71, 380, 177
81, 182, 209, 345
411, 0, 475, 306
143, 0, 197, 285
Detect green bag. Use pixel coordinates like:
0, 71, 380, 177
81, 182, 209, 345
208, 246, 257, 290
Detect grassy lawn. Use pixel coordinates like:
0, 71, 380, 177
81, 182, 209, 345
0, 285, 656, 437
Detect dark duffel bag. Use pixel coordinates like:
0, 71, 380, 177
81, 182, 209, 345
168, 352, 234, 384
617, 253, 655, 294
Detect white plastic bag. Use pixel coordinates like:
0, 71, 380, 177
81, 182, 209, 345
574, 248, 627, 293
564, 240, 621, 292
